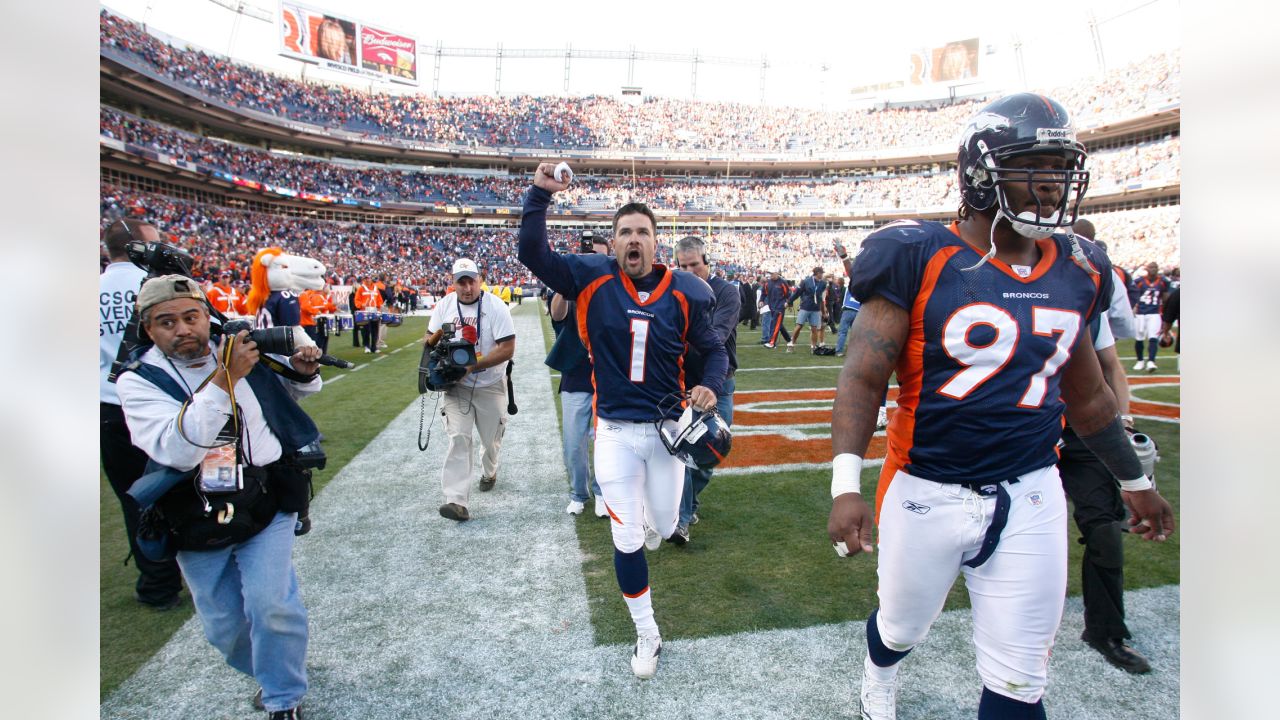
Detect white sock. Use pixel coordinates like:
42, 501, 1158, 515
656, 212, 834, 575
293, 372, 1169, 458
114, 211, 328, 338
864, 653, 901, 683
623, 588, 659, 636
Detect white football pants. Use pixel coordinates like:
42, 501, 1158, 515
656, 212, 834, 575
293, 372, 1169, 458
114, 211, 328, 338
594, 419, 685, 553
874, 464, 1068, 703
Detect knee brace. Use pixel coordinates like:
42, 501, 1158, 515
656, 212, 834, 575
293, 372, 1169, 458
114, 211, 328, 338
1084, 521, 1124, 570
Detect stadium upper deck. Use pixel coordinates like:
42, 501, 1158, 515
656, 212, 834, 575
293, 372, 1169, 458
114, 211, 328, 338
99, 9, 1179, 172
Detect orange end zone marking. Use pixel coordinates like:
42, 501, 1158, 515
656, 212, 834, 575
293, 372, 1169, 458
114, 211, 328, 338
724, 434, 889, 469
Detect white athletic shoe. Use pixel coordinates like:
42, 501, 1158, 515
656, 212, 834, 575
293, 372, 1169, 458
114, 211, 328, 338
566, 500, 585, 516
859, 658, 899, 720
876, 407, 889, 430
630, 633, 662, 679
643, 524, 662, 551
593, 497, 610, 518
1145, 359, 1158, 372
1133, 360, 1145, 371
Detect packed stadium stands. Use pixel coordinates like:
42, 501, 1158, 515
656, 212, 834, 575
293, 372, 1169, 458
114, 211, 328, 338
98, 8, 1180, 287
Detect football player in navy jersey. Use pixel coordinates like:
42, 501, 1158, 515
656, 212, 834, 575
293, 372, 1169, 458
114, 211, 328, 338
1131, 261, 1170, 372
825, 94, 1175, 720
518, 162, 728, 680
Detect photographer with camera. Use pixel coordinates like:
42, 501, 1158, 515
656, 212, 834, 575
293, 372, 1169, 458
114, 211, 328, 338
116, 275, 324, 720
100, 219, 184, 610
425, 258, 516, 522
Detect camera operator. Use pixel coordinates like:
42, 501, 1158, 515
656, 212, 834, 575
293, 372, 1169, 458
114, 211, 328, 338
425, 258, 516, 522
116, 275, 323, 720
100, 219, 184, 610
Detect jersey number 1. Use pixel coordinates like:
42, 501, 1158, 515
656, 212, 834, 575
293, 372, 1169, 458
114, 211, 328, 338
938, 304, 1080, 408
629, 318, 650, 382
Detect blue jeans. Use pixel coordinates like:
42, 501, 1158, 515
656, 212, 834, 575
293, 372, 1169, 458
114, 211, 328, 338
835, 307, 859, 354
561, 391, 600, 502
177, 512, 308, 712
759, 310, 772, 342
679, 376, 735, 528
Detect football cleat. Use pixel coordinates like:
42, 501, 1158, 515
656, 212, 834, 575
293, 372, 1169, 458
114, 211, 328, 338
655, 393, 733, 470
631, 633, 662, 679
1133, 360, 1145, 371
1145, 360, 1157, 372
859, 656, 899, 720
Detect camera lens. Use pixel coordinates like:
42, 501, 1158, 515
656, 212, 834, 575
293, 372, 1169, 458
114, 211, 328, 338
450, 348, 471, 365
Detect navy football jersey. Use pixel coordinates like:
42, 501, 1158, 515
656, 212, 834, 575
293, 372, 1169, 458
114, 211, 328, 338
1132, 275, 1168, 315
849, 220, 1112, 487
256, 290, 301, 328
518, 186, 727, 422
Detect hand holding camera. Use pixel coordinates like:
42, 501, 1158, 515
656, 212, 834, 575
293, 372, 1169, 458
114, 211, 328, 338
419, 322, 478, 393
216, 330, 261, 387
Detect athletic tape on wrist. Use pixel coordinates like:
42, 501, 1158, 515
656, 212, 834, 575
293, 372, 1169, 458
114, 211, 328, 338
1119, 476, 1154, 492
553, 162, 574, 183
831, 453, 864, 498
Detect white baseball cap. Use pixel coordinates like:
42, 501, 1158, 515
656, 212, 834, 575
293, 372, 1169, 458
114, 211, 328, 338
452, 258, 479, 280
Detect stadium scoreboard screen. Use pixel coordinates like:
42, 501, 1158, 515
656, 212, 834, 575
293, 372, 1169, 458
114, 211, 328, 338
279, 1, 418, 85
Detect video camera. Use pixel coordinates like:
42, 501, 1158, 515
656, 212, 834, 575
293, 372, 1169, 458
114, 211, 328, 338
579, 230, 597, 254
127, 239, 194, 278
418, 322, 477, 393
107, 237, 205, 383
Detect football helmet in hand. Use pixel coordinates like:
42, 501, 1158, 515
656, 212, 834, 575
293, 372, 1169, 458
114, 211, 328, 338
655, 393, 733, 470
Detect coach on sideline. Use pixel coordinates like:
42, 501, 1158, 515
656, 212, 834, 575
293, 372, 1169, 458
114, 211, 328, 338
670, 235, 740, 544
426, 258, 516, 522
117, 275, 323, 720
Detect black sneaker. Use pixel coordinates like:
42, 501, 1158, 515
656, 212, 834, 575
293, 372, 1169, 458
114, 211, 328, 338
666, 525, 690, 546
268, 708, 304, 720
134, 592, 182, 611
479, 474, 497, 492
439, 503, 470, 521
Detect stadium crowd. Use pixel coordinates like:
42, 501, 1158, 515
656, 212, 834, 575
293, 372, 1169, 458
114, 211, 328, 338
101, 182, 1178, 291
101, 106, 1179, 213
100, 10, 1179, 155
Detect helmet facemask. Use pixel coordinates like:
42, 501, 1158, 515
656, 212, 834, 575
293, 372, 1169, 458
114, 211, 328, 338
971, 140, 1090, 240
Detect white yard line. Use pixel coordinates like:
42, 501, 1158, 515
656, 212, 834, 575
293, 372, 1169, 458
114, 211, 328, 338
102, 307, 1180, 719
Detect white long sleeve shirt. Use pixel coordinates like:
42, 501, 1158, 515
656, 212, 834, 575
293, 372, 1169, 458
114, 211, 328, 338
116, 343, 321, 471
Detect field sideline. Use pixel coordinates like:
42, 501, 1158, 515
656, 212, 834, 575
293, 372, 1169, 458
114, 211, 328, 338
100, 303, 1179, 718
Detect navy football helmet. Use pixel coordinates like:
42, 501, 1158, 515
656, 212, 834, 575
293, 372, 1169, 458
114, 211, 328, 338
957, 93, 1090, 239
656, 393, 732, 470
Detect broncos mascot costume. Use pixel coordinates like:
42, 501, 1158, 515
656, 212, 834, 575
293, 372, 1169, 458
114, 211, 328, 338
245, 247, 328, 330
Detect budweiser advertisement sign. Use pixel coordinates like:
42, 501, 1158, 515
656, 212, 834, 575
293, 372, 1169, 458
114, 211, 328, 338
278, 1, 419, 85
361, 25, 417, 83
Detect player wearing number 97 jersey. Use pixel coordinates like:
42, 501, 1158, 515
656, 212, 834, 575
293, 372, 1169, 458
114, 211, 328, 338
826, 93, 1174, 720
853, 219, 1112, 490
518, 163, 727, 680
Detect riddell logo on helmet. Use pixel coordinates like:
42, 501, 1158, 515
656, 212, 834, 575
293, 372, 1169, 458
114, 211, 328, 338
1036, 127, 1074, 142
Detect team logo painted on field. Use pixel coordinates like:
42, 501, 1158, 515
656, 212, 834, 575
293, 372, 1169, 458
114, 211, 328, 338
721, 378, 1179, 473
1027, 491, 1044, 507
902, 500, 931, 515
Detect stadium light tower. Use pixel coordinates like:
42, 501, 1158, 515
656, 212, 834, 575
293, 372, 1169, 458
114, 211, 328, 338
1087, 10, 1108, 75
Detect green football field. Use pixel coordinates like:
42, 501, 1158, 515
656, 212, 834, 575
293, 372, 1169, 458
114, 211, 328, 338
100, 304, 1180, 709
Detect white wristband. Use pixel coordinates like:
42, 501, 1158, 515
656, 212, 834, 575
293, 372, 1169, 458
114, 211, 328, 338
1119, 476, 1153, 492
831, 453, 864, 498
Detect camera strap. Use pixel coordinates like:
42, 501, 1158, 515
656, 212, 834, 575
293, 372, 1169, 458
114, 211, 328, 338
257, 354, 320, 384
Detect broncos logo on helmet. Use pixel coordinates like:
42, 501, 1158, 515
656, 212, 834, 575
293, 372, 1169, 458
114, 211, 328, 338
655, 392, 732, 470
